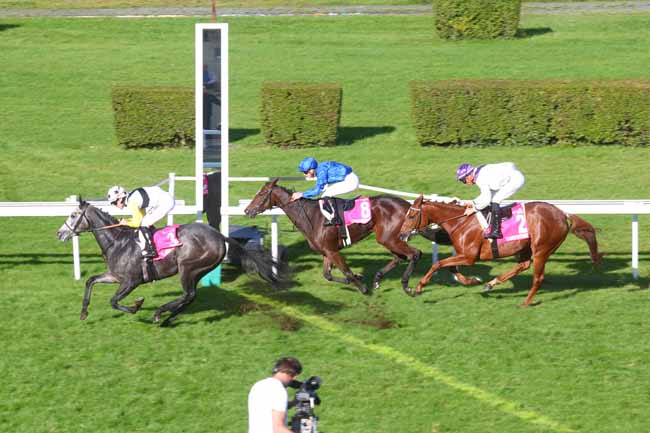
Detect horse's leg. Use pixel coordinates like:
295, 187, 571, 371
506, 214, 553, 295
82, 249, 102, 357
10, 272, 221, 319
483, 260, 532, 293
412, 255, 475, 297
110, 283, 144, 315
448, 268, 482, 286
154, 268, 200, 326
325, 251, 369, 295
521, 257, 548, 307
372, 254, 405, 291
322, 256, 350, 285
80, 272, 119, 320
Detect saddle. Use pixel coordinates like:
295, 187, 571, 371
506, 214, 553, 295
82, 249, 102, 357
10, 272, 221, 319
329, 197, 357, 215
479, 202, 516, 223
321, 197, 367, 248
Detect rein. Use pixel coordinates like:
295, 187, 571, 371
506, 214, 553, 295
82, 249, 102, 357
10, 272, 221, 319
65, 205, 122, 235
408, 204, 466, 233
91, 223, 122, 232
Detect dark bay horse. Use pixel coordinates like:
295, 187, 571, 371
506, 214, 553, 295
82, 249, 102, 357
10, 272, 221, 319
244, 179, 479, 295
399, 196, 604, 306
57, 201, 280, 326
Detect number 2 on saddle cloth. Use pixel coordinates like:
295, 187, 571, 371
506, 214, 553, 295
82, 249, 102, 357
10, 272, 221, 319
485, 203, 530, 245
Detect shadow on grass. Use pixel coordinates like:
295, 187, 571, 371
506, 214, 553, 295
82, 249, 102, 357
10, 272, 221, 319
282, 237, 649, 303
133, 265, 344, 327
338, 126, 396, 145
517, 27, 553, 38
0, 24, 21, 32
231, 128, 259, 143
0, 253, 103, 268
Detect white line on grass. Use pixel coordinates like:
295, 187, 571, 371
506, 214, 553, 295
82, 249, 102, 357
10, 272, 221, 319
243, 293, 576, 433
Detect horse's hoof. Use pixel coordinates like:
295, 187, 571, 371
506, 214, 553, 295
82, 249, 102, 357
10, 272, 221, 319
152, 313, 161, 323
483, 283, 494, 293
134, 297, 145, 311
80, 311, 88, 321
161, 316, 177, 327
372, 281, 380, 291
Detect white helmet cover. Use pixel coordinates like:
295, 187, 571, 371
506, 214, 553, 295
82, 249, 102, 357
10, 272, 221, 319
107, 185, 127, 204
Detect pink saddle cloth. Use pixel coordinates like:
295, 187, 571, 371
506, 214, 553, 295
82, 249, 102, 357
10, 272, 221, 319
153, 225, 182, 261
343, 197, 372, 226
487, 203, 530, 245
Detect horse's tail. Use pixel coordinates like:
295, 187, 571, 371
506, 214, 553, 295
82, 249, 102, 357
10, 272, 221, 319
224, 237, 288, 286
567, 214, 604, 267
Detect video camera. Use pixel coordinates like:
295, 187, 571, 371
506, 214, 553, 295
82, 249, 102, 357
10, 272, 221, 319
288, 376, 323, 433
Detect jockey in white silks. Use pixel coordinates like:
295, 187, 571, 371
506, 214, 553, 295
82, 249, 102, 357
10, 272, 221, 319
290, 157, 360, 226
456, 162, 525, 239
107, 185, 175, 257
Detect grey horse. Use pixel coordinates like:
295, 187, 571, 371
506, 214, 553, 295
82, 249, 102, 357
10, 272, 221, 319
57, 201, 281, 326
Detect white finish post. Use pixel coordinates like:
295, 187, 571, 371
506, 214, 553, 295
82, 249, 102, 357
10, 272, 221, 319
167, 172, 176, 225
632, 214, 639, 279
431, 241, 438, 265
194, 26, 205, 223
271, 215, 279, 275
73, 235, 81, 280
220, 26, 230, 237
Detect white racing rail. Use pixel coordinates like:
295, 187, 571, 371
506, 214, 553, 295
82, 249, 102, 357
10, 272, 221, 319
1, 175, 648, 280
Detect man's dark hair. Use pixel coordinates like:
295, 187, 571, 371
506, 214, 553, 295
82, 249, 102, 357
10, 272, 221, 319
272, 357, 302, 376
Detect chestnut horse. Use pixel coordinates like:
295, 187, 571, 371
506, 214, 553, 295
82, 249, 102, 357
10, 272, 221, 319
399, 195, 604, 306
244, 179, 479, 295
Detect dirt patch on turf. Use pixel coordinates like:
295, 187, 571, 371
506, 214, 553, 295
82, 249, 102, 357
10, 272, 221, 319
239, 301, 303, 332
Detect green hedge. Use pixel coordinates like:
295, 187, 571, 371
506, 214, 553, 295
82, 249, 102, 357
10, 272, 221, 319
411, 80, 650, 147
434, 0, 521, 40
111, 86, 194, 149
260, 82, 342, 148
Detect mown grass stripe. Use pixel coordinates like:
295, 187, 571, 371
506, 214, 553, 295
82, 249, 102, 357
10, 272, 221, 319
244, 293, 576, 433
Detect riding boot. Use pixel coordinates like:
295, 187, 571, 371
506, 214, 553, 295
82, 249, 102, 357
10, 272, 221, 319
140, 227, 158, 258
487, 202, 503, 239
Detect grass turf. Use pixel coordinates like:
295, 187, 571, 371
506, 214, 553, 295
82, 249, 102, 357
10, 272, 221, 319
0, 0, 635, 11
1, 12, 650, 433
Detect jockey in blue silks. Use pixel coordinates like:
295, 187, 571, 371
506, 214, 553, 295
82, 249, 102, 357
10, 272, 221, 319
291, 157, 360, 226
456, 162, 525, 239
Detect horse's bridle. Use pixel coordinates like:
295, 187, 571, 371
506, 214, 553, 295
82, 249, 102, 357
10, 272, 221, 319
64, 205, 90, 235
408, 203, 466, 234
251, 184, 275, 215
406, 205, 424, 232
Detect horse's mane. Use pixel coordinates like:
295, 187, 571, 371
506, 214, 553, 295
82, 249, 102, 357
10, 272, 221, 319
83, 201, 119, 224
424, 195, 465, 207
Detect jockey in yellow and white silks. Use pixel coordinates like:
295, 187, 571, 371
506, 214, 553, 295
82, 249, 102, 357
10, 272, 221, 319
456, 162, 525, 239
107, 185, 175, 257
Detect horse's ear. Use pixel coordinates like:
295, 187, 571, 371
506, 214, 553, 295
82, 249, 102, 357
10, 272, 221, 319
415, 195, 424, 206
270, 178, 279, 186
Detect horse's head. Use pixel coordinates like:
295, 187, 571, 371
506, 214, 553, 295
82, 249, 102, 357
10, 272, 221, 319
245, 178, 282, 218
399, 195, 426, 242
57, 201, 92, 242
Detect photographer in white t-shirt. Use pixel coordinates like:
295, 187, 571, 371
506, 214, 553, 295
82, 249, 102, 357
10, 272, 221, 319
248, 357, 302, 433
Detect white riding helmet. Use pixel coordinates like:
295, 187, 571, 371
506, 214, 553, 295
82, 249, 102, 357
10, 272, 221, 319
107, 185, 127, 204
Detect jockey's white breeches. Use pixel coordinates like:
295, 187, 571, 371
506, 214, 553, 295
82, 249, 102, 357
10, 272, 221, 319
141, 193, 175, 227
322, 172, 359, 197
491, 171, 525, 204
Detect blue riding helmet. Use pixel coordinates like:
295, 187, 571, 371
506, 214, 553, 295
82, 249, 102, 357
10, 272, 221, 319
298, 157, 318, 172
456, 163, 475, 182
